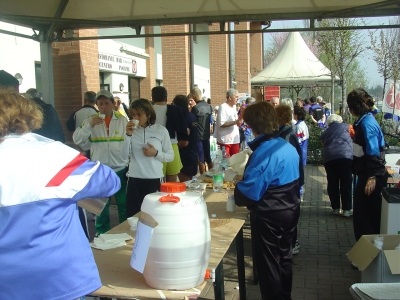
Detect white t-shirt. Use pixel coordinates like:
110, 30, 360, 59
153, 104, 178, 144
216, 102, 240, 144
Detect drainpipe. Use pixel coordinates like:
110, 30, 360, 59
228, 22, 234, 89
189, 24, 195, 90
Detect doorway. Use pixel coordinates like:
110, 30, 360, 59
129, 77, 140, 104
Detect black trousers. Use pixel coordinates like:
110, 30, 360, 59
324, 158, 353, 211
353, 173, 388, 241
126, 177, 162, 217
252, 206, 300, 300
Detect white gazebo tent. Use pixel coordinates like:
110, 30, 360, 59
251, 31, 338, 88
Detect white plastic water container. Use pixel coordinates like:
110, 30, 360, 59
141, 182, 211, 290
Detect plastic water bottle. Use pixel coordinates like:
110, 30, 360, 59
212, 173, 223, 192
212, 153, 221, 174
188, 176, 200, 190
220, 146, 230, 171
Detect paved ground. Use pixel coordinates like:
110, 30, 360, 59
88, 164, 361, 299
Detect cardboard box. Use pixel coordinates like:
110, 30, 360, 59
347, 235, 400, 283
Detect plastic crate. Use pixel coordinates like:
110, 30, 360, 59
382, 188, 400, 203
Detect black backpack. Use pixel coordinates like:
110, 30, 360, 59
311, 106, 324, 121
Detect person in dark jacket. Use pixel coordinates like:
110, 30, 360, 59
25, 88, 65, 143
321, 114, 353, 217
234, 102, 300, 300
347, 88, 388, 241
191, 87, 214, 174
0, 70, 19, 91
276, 104, 304, 255
172, 94, 199, 182
152, 86, 188, 182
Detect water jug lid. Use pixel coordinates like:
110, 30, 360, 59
160, 182, 186, 193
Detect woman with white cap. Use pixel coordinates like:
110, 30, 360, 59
321, 114, 353, 217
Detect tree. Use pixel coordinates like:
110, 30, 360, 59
316, 18, 364, 122
345, 60, 369, 92
368, 85, 384, 102
387, 19, 400, 118
311, 58, 368, 112
368, 28, 391, 104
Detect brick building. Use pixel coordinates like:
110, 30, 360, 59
0, 22, 263, 142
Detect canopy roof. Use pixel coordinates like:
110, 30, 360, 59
0, 0, 400, 40
251, 32, 338, 86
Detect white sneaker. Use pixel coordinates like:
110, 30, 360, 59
343, 210, 353, 217
332, 209, 342, 215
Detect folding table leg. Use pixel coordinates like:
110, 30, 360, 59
250, 212, 258, 284
235, 227, 247, 299
213, 261, 225, 300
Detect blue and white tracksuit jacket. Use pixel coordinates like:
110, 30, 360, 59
234, 133, 300, 211
0, 133, 120, 300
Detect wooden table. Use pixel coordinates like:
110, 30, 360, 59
90, 189, 249, 300
387, 176, 400, 187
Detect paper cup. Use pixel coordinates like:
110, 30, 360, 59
132, 119, 139, 128
98, 113, 105, 119
127, 216, 139, 231
199, 182, 207, 191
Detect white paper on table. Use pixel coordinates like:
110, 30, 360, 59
130, 221, 154, 273
90, 233, 133, 250
99, 233, 133, 242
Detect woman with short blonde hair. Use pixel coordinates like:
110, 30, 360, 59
0, 89, 42, 141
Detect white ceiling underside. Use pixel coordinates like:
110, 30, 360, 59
0, 0, 399, 33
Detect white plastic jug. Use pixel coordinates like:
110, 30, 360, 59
229, 150, 250, 175
141, 182, 211, 290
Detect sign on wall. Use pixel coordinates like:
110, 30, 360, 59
98, 52, 137, 75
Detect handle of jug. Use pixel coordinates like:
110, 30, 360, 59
159, 194, 180, 203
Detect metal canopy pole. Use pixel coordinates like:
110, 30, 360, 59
54, 24, 400, 41
38, 0, 68, 105
39, 37, 55, 106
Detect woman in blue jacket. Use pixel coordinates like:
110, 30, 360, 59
347, 88, 388, 241
234, 102, 300, 300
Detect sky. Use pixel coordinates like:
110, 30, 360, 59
263, 17, 393, 88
